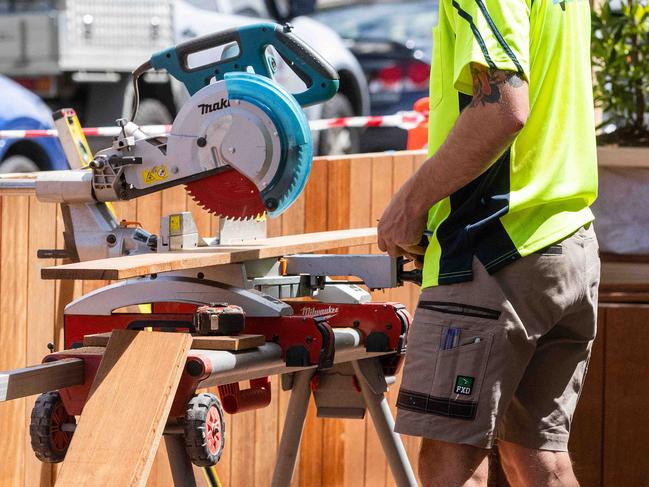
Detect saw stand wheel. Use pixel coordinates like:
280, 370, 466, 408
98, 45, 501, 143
29, 391, 76, 463
183, 393, 226, 467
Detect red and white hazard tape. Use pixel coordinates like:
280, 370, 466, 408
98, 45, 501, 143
0, 111, 426, 140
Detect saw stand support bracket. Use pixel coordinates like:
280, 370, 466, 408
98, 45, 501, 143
272, 357, 417, 487
160, 357, 417, 487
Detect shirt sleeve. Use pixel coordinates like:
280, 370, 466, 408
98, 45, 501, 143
450, 0, 531, 94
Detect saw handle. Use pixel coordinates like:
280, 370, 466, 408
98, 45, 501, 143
149, 22, 339, 107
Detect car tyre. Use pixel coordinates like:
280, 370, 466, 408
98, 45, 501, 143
0, 155, 40, 173
317, 93, 360, 156
134, 98, 173, 126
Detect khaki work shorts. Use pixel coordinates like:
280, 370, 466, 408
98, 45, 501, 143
395, 225, 600, 451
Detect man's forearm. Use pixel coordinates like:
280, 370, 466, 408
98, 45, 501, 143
399, 66, 529, 219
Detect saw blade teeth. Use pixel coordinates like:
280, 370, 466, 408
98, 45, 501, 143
185, 171, 266, 220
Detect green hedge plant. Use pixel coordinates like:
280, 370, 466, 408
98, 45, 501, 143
592, 0, 649, 146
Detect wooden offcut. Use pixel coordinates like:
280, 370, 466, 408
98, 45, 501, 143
55, 330, 192, 487
83, 331, 265, 351
0, 359, 84, 401
42, 228, 378, 281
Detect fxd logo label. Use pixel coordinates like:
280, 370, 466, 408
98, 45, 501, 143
198, 98, 230, 115
454, 376, 474, 396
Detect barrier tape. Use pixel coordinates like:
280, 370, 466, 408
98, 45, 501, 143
0, 111, 427, 140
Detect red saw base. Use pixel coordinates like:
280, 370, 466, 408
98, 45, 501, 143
185, 169, 266, 220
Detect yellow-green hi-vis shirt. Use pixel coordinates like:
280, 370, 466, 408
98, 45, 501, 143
422, 0, 598, 287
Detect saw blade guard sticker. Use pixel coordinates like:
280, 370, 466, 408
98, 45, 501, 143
225, 72, 312, 217
142, 165, 170, 185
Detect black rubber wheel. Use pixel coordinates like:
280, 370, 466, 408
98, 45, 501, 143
0, 155, 39, 173
317, 93, 361, 156
133, 98, 173, 125
264, 0, 292, 23
184, 392, 226, 467
29, 391, 76, 463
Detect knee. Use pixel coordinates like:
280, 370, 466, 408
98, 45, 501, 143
498, 441, 578, 487
418, 439, 488, 487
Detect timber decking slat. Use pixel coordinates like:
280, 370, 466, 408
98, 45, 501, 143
83, 332, 265, 351
0, 359, 84, 402
42, 228, 378, 281
55, 330, 192, 487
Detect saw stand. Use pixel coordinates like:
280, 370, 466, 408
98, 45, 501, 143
161, 357, 417, 487
273, 360, 416, 487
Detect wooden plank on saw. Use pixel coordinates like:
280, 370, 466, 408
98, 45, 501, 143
55, 329, 192, 487
0, 359, 84, 402
42, 228, 378, 281
83, 332, 265, 351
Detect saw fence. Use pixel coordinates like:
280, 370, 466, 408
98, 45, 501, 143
0, 150, 647, 487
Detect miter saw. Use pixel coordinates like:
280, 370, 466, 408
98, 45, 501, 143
28, 22, 341, 261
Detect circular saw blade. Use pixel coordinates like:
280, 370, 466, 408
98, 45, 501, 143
185, 169, 266, 220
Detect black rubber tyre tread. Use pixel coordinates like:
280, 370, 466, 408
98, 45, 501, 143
317, 93, 361, 156
29, 391, 75, 463
0, 155, 40, 173
183, 392, 226, 467
133, 98, 173, 125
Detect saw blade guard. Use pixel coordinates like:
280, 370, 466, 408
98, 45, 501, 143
224, 72, 312, 217
170, 73, 312, 218
131, 23, 341, 219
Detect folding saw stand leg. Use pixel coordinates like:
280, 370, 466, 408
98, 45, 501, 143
351, 359, 418, 487
272, 359, 417, 487
271, 369, 317, 487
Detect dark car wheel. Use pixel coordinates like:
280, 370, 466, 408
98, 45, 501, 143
0, 155, 40, 173
133, 98, 173, 125
317, 93, 361, 156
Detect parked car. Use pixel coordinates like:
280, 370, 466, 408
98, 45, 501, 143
310, 0, 437, 152
0, 0, 368, 155
0, 75, 67, 172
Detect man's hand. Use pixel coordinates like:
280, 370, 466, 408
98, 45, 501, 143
376, 63, 529, 259
377, 184, 428, 258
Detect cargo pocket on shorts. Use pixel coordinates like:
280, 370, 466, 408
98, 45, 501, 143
427, 328, 493, 420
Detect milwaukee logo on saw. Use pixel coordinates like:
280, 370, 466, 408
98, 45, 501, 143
198, 99, 231, 115
299, 305, 339, 318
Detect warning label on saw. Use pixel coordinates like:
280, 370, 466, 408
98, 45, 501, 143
143, 165, 169, 185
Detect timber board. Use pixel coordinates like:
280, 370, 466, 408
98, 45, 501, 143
55, 330, 192, 487
83, 332, 265, 351
42, 228, 378, 281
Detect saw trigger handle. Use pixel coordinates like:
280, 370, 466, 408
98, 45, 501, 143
149, 22, 339, 106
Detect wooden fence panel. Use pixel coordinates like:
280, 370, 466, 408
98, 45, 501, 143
0, 151, 642, 487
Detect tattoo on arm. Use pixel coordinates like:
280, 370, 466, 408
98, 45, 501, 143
469, 64, 525, 107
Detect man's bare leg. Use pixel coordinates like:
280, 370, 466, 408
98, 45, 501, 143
498, 440, 579, 487
419, 439, 489, 487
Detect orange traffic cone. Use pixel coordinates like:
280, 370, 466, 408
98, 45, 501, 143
406, 97, 429, 150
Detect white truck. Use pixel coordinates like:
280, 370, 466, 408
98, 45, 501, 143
0, 0, 368, 154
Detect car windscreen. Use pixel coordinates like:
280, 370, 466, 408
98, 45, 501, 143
0, 0, 57, 13
311, 0, 437, 48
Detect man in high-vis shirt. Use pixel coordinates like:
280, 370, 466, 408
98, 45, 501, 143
377, 0, 599, 484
